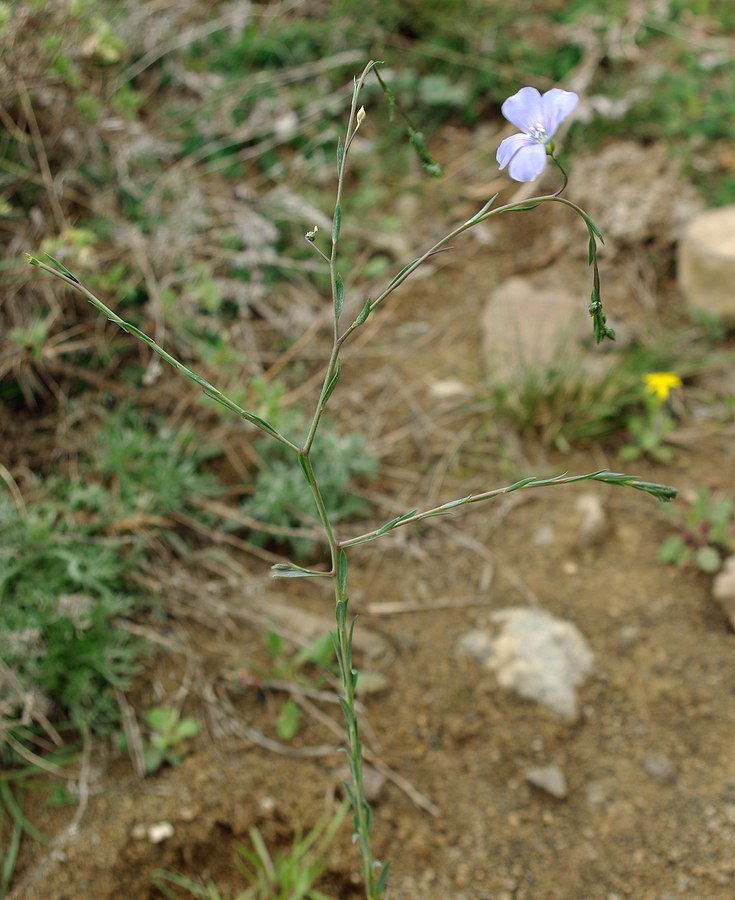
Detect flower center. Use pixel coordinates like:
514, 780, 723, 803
528, 122, 548, 144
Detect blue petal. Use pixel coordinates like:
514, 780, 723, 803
508, 144, 547, 182
540, 89, 579, 137
501, 87, 543, 133
496, 133, 535, 170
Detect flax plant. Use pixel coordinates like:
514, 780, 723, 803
26, 62, 676, 899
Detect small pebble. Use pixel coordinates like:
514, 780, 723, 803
147, 821, 175, 843
524, 764, 568, 799
574, 493, 608, 546
533, 524, 555, 547
644, 754, 677, 785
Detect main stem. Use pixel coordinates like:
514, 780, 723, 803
333, 563, 378, 898
299, 452, 380, 898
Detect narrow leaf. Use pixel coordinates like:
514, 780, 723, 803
467, 193, 499, 225
376, 509, 419, 535
43, 252, 80, 283
388, 256, 421, 289
408, 128, 443, 177
376, 860, 391, 895
322, 360, 341, 404
335, 274, 345, 319
354, 298, 372, 326
332, 204, 342, 244
338, 550, 348, 596
271, 563, 330, 579
298, 453, 311, 484
504, 476, 539, 493
337, 135, 344, 176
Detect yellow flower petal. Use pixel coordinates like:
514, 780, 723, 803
643, 372, 682, 401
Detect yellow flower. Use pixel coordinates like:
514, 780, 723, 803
643, 372, 682, 401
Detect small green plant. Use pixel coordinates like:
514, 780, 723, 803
263, 630, 336, 741
620, 372, 682, 463
118, 707, 200, 775
92, 403, 220, 523
245, 419, 376, 559
0, 490, 145, 742
150, 801, 348, 900
660, 489, 734, 574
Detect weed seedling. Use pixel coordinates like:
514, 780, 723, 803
660, 489, 734, 574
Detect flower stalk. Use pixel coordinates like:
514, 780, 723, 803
25, 66, 676, 900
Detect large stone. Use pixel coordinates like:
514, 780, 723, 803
482, 271, 589, 384
570, 142, 701, 254
456, 607, 594, 719
678, 206, 735, 320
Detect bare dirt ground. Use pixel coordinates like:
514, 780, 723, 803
7, 135, 735, 900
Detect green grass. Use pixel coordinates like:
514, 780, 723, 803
483, 331, 716, 452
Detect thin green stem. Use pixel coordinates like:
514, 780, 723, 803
333, 573, 379, 898
341, 470, 677, 549
298, 452, 339, 574
25, 256, 300, 453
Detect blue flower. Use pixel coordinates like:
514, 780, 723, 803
496, 87, 579, 182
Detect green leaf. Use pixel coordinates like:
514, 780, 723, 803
354, 298, 372, 327
332, 204, 342, 244
387, 256, 421, 289
408, 128, 443, 177
376, 860, 391, 896
271, 563, 329, 579
276, 700, 302, 741
580, 211, 604, 243
695, 545, 721, 574
467, 193, 499, 225
144, 707, 177, 732
504, 477, 538, 493
322, 360, 341, 404
297, 453, 311, 484
335, 599, 348, 630
659, 536, 687, 564
376, 509, 418, 535
335, 273, 345, 319
43, 252, 80, 283
338, 550, 348, 596
172, 717, 200, 741
337, 135, 344, 176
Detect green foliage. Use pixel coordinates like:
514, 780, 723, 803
0, 491, 145, 739
568, 0, 735, 205
0, 404, 219, 752
243, 400, 377, 558
487, 343, 677, 452
151, 802, 348, 900
659, 490, 734, 574
620, 407, 677, 464
92, 403, 220, 521
118, 707, 200, 774
264, 630, 336, 741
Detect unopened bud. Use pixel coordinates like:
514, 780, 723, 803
356, 106, 366, 128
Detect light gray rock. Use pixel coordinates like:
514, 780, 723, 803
484, 607, 594, 719
574, 492, 608, 547
644, 753, 677, 785
712, 555, 735, 629
524, 764, 568, 799
571, 142, 701, 254
482, 272, 589, 384
455, 628, 495, 663
678, 206, 735, 320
